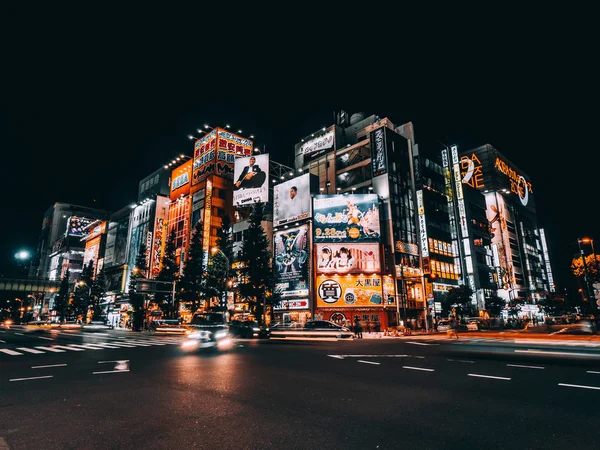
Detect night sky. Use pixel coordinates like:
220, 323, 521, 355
2, 8, 598, 300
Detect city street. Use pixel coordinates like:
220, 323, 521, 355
1, 327, 600, 449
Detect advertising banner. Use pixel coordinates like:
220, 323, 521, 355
371, 127, 387, 177
316, 275, 384, 308
313, 194, 380, 243
192, 129, 217, 185
273, 173, 311, 227
170, 159, 192, 200
300, 131, 334, 163
233, 154, 269, 205
216, 128, 253, 179
151, 217, 166, 278
83, 236, 101, 270
316, 243, 380, 274
383, 275, 395, 305
274, 225, 309, 298
273, 299, 310, 311
66, 216, 95, 237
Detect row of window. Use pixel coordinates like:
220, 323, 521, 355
429, 238, 454, 257
431, 260, 459, 280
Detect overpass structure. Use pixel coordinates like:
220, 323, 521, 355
0, 277, 61, 293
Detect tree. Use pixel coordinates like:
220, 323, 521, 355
72, 261, 93, 322
485, 295, 505, 317
156, 229, 178, 317
91, 268, 107, 321
181, 221, 206, 314
507, 298, 525, 318
445, 285, 475, 318
571, 254, 600, 283
54, 270, 71, 322
206, 215, 234, 312
128, 241, 148, 331
239, 204, 273, 325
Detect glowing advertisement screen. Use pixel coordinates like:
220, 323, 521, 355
274, 225, 309, 298
233, 154, 269, 205
273, 174, 311, 227
315, 243, 380, 274
316, 274, 384, 308
313, 194, 380, 243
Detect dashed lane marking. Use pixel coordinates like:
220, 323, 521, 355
515, 349, 600, 357
358, 360, 381, 365
587, 371, 600, 374
507, 364, 545, 370
9, 375, 53, 382
468, 373, 511, 381
31, 364, 67, 369
402, 366, 435, 372
447, 358, 475, 364
93, 369, 130, 375
558, 383, 600, 391
0, 349, 22, 355
38, 337, 53, 341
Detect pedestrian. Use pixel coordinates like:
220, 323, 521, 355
354, 316, 363, 339
447, 318, 459, 339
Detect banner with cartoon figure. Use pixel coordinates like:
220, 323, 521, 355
313, 194, 380, 243
274, 224, 309, 298
316, 275, 384, 307
316, 243, 380, 274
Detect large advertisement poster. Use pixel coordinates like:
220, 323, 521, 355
273, 173, 311, 227
316, 243, 380, 274
313, 194, 380, 243
83, 236, 101, 270
66, 216, 95, 237
300, 131, 334, 164
274, 225, 309, 298
216, 129, 253, 179
371, 127, 387, 177
170, 159, 192, 200
233, 154, 269, 205
316, 275, 384, 308
192, 129, 217, 185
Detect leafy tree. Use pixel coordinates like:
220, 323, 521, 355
72, 261, 94, 322
129, 241, 148, 331
156, 229, 178, 317
206, 215, 234, 312
507, 298, 525, 318
239, 204, 273, 325
571, 254, 600, 283
54, 270, 71, 322
445, 285, 475, 318
91, 268, 107, 321
181, 220, 206, 314
485, 295, 505, 317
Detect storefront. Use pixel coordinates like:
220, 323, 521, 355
316, 308, 387, 331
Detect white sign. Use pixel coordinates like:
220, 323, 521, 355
233, 154, 269, 205
273, 174, 311, 227
171, 171, 189, 191
273, 299, 309, 310
416, 190, 429, 257
300, 131, 334, 155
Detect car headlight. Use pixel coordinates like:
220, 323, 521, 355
187, 332, 202, 339
252, 327, 260, 331
215, 330, 228, 339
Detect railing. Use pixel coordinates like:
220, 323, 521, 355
0, 277, 61, 292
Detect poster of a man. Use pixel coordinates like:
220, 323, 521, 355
233, 154, 269, 205
273, 174, 311, 227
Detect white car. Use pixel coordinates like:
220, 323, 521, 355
437, 320, 450, 332
466, 320, 479, 331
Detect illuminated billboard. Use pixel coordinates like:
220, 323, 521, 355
216, 128, 253, 179
170, 159, 193, 200
316, 243, 380, 274
274, 225, 309, 298
273, 174, 311, 227
233, 154, 269, 205
313, 194, 380, 243
192, 129, 217, 185
83, 235, 101, 270
300, 131, 334, 163
66, 216, 95, 237
316, 274, 384, 308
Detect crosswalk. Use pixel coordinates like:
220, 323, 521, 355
0, 336, 184, 357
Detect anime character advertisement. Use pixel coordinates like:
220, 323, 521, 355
313, 194, 380, 243
274, 224, 309, 298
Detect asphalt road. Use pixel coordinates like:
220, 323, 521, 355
1, 327, 600, 450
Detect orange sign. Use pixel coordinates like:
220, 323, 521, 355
316, 275, 384, 308
460, 153, 485, 189
171, 159, 193, 200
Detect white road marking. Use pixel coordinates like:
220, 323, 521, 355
0, 340, 5, 343
358, 360, 381, 365
415, 356, 426, 359
558, 383, 600, 391
326, 354, 409, 359
507, 364, 545, 370
468, 373, 511, 381
34, 346, 66, 353
10, 375, 53, 382
52, 345, 85, 352
68, 344, 105, 350
38, 337, 54, 341
406, 341, 438, 346
0, 349, 23, 355
88, 332, 110, 336
93, 369, 130, 375
587, 371, 600, 374
31, 364, 67, 369
14, 333, 23, 336
17, 347, 45, 354
447, 358, 475, 364
515, 349, 600, 357
105, 342, 137, 348
98, 360, 129, 364
86, 343, 121, 349
402, 366, 435, 372
119, 340, 152, 347
328, 355, 345, 359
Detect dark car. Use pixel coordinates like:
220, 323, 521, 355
151, 319, 188, 334
269, 320, 353, 339
181, 313, 232, 351
229, 320, 264, 338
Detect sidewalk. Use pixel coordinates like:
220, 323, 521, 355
358, 330, 600, 341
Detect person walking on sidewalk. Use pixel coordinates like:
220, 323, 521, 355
354, 316, 363, 339
447, 318, 459, 339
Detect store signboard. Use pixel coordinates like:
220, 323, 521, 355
316, 243, 380, 274
313, 194, 380, 243
316, 274, 384, 308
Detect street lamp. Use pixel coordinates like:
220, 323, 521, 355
211, 247, 230, 311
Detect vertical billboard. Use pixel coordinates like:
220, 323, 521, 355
315, 243, 380, 274
192, 129, 217, 185
233, 154, 269, 205
313, 194, 380, 242
273, 173, 311, 227
371, 127, 387, 177
216, 128, 253, 179
316, 275, 383, 307
170, 159, 193, 200
274, 224, 310, 298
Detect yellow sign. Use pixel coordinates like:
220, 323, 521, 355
460, 153, 485, 189
316, 275, 383, 308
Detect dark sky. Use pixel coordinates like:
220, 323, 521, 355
1, 8, 598, 298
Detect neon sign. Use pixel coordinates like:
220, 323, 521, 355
494, 157, 533, 206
